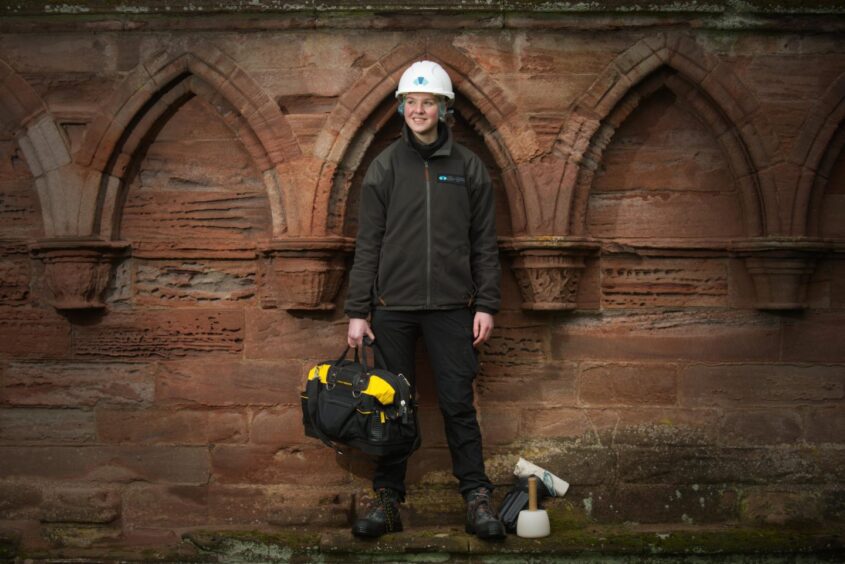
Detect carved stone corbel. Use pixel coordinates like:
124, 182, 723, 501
29, 239, 130, 311
258, 237, 355, 311
500, 237, 600, 310
731, 239, 830, 310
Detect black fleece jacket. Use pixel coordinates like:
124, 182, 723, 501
345, 124, 501, 318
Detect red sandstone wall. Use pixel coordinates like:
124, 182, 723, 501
0, 5, 844, 550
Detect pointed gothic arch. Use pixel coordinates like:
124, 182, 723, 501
311, 39, 536, 237
791, 72, 845, 236
78, 42, 301, 239
556, 34, 781, 238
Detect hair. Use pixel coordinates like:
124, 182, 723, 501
398, 94, 451, 123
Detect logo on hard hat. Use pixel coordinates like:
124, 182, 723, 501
413, 76, 429, 86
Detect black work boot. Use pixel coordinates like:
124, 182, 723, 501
465, 487, 506, 540
352, 488, 403, 538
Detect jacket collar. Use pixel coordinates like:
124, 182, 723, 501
401, 123, 453, 158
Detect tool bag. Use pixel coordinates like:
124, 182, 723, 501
300, 340, 420, 461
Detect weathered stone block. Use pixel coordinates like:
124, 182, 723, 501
531, 446, 617, 487
586, 407, 720, 447
96, 408, 246, 444
207, 484, 279, 526
0, 408, 95, 443
592, 484, 738, 524
477, 361, 577, 405
740, 488, 823, 526
479, 405, 520, 445
0, 361, 155, 407
0, 481, 41, 519
821, 488, 845, 522
601, 257, 729, 309
264, 487, 352, 527
617, 446, 827, 485
120, 94, 271, 243
0, 254, 30, 306
133, 260, 257, 305
679, 363, 844, 406
803, 406, 845, 444
520, 407, 594, 442
402, 484, 464, 527
41, 486, 121, 524
210, 445, 349, 486
782, 312, 845, 362
482, 313, 549, 362
0, 140, 40, 241
42, 524, 122, 548
0, 307, 70, 358
156, 359, 300, 406
719, 409, 803, 445
0, 446, 209, 484
404, 447, 454, 486
244, 309, 346, 360
72, 310, 244, 359
587, 191, 745, 239
552, 311, 780, 362
250, 406, 307, 446
123, 484, 208, 529
579, 363, 677, 406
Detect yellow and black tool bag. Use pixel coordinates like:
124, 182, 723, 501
301, 340, 420, 461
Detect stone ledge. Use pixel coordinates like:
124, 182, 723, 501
7, 524, 843, 562
3, 1, 845, 15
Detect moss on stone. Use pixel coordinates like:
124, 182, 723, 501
184, 528, 321, 552
0, 533, 20, 560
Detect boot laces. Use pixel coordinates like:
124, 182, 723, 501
468, 487, 495, 518
373, 488, 399, 527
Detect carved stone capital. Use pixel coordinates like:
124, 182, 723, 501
258, 237, 355, 311
500, 237, 600, 311
731, 239, 830, 310
29, 239, 130, 311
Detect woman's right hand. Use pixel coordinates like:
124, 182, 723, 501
347, 318, 375, 348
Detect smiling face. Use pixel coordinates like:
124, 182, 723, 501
403, 92, 441, 144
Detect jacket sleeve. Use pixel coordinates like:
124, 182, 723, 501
467, 155, 501, 315
344, 157, 389, 319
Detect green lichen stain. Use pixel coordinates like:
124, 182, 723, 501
0, 534, 20, 560
185, 529, 321, 552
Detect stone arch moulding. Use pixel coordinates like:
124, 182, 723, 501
0, 57, 66, 239
0, 58, 125, 312
543, 33, 826, 311
77, 43, 351, 312
78, 42, 302, 241
558, 33, 780, 239
310, 39, 539, 240
792, 71, 845, 238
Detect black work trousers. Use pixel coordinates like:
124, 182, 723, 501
370, 308, 493, 500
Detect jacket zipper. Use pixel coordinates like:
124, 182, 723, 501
424, 160, 432, 308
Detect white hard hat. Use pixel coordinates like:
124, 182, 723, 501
395, 60, 454, 101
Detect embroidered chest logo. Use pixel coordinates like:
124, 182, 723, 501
437, 174, 466, 186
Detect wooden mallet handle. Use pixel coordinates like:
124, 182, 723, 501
528, 476, 538, 511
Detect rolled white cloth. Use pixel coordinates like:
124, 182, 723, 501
513, 457, 570, 497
